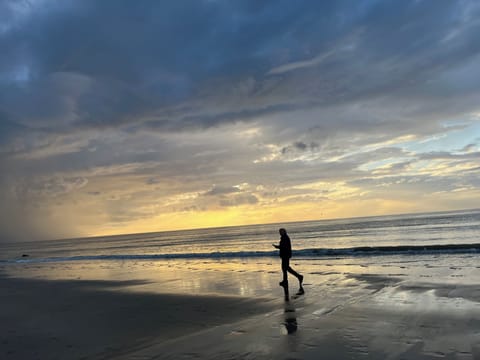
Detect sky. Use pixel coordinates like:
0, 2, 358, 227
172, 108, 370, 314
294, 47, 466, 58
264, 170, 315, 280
1, 0, 480, 242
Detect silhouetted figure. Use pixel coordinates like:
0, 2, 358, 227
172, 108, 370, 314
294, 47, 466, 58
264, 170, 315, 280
273, 228, 304, 294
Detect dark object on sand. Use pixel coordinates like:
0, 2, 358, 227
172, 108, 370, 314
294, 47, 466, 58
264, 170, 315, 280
21, 254, 29, 257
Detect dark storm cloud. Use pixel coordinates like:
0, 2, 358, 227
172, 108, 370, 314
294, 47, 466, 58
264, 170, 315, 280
1, 0, 479, 137
0, 113, 27, 149
141, 102, 305, 132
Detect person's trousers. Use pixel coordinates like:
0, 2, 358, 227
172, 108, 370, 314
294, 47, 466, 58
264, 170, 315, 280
281, 257, 301, 282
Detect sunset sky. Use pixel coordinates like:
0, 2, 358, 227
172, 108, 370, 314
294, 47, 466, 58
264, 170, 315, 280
1, 0, 480, 242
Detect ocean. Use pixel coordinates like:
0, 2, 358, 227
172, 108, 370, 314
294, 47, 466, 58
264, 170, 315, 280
2, 209, 480, 359
1, 208, 479, 264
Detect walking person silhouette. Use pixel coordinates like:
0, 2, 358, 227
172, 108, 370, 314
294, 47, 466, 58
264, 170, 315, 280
273, 228, 304, 295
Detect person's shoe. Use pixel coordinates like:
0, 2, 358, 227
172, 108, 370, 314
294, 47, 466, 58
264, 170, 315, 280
299, 274, 304, 286
279, 280, 288, 287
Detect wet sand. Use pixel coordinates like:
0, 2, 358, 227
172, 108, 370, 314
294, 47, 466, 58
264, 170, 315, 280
117, 274, 480, 359
0, 274, 274, 359
1, 254, 480, 359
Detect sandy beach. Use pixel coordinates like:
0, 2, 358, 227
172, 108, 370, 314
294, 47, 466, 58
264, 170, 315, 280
0, 271, 272, 359
1, 254, 479, 359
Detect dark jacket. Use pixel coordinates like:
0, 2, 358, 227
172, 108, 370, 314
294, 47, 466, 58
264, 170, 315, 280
278, 234, 292, 259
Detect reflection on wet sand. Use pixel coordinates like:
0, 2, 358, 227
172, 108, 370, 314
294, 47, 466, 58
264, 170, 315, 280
283, 302, 298, 334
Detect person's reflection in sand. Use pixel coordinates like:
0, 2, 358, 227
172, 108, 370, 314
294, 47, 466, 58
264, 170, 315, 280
281, 285, 298, 335
281, 279, 290, 301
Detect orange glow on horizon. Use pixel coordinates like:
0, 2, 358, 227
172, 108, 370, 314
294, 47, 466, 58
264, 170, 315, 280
86, 193, 478, 238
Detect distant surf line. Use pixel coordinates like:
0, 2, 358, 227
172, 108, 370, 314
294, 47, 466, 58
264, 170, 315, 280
3, 243, 480, 264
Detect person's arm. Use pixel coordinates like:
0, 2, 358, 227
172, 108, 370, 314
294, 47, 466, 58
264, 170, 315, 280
272, 243, 280, 249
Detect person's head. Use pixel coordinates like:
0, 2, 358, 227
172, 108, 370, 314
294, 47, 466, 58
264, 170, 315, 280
279, 228, 287, 236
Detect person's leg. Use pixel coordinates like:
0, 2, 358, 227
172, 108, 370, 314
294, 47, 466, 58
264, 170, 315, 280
287, 266, 300, 278
280, 258, 289, 285
287, 265, 304, 287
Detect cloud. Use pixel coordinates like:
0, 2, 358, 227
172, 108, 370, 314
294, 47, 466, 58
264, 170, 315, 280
1, 0, 479, 135
204, 185, 241, 196
418, 151, 480, 160
1, 0, 480, 240
281, 141, 319, 155
268, 49, 337, 75
219, 194, 259, 207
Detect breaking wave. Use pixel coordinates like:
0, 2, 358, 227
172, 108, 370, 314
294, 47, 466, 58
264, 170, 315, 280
3, 243, 480, 264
